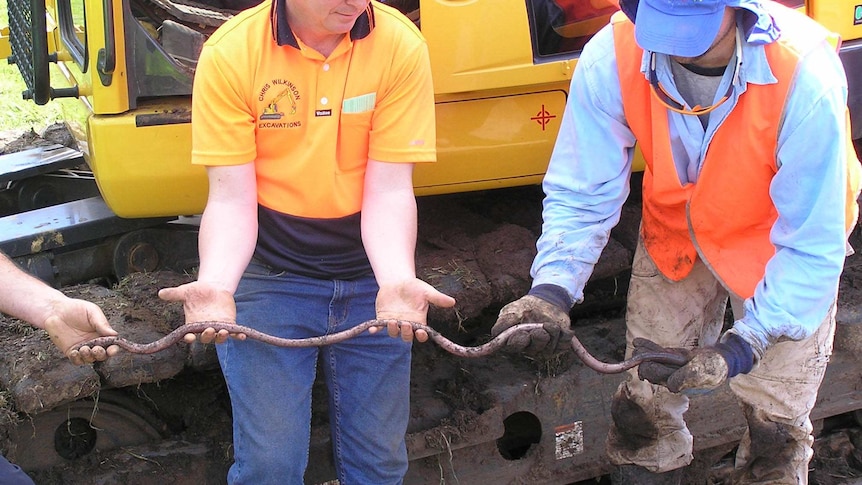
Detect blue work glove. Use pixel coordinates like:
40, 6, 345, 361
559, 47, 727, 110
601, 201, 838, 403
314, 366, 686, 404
492, 284, 573, 355
633, 333, 755, 393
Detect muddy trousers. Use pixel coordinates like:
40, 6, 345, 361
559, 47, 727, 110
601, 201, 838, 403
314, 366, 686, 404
605, 239, 835, 484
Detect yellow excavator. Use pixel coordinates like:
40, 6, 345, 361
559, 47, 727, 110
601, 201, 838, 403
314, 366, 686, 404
1, 0, 861, 483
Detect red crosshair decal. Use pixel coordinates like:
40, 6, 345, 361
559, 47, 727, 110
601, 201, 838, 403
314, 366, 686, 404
531, 104, 557, 131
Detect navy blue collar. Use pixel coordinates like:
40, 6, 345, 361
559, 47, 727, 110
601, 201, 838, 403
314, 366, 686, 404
271, 0, 375, 48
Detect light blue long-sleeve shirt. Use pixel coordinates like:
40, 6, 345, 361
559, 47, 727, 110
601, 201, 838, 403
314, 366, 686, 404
530, 3, 853, 358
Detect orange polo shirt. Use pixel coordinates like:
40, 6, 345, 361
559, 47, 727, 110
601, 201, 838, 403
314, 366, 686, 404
191, 1, 436, 278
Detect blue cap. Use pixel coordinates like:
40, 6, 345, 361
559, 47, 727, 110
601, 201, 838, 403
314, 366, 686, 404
635, 0, 728, 57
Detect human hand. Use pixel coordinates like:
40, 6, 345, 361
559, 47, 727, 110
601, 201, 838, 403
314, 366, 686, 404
634, 334, 754, 393
492, 295, 571, 355
158, 281, 242, 345
43, 298, 120, 365
372, 278, 456, 343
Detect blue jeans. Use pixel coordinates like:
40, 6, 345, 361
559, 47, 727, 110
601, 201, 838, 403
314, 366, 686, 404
0, 455, 34, 484
217, 260, 412, 484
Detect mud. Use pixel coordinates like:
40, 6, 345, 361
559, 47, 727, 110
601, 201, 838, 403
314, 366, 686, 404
3, 126, 862, 484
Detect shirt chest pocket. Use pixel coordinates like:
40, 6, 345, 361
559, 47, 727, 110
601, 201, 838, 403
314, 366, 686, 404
337, 109, 374, 174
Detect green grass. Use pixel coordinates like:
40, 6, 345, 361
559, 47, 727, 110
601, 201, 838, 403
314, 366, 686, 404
0, 64, 65, 131
1, 0, 66, 132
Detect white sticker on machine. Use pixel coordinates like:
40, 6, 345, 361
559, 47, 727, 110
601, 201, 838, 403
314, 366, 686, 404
554, 421, 584, 460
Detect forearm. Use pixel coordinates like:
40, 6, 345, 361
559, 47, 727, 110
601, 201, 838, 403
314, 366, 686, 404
732, 81, 850, 357
734, 247, 844, 358
361, 184, 418, 285
196, 202, 258, 293
530, 103, 633, 302
0, 254, 66, 328
195, 164, 259, 294
361, 162, 457, 336
530, 28, 635, 301
734, 72, 847, 356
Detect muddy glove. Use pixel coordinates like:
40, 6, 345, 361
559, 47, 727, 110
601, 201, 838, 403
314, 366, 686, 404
492, 284, 573, 355
634, 333, 754, 393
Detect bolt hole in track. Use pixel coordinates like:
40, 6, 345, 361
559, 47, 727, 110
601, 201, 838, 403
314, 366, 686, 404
497, 411, 542, 461
10, 390, 168, 470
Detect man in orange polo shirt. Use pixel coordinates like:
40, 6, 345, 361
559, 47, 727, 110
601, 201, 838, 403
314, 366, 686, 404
158, 1, 455, 483
492, 0, 860, 483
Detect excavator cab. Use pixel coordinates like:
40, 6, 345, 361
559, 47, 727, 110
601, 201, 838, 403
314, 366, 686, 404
0, 0, 623, 218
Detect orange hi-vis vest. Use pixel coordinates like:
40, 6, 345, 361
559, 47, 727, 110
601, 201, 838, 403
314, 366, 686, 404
612, 6, 861, 299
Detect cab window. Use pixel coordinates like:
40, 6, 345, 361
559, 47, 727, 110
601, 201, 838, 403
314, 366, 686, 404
57, 0, 87, 68
382, 0, 420, 26
528, 0, 620, 58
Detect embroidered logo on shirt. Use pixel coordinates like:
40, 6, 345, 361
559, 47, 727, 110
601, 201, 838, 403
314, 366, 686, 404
258, 79, 301, 122
316, 110, 332, 117
342, 93, 376, 114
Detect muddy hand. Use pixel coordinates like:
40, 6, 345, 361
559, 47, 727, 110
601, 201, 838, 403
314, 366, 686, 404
158, 281, 244, 344
373, 279, 456, 343
41, 298, 121, 365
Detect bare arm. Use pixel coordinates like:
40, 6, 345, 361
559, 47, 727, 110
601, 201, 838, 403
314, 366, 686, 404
159, 163, 259, 343
361, 160, 418, 285
361, 159, 455, 342
0, 252, 118, 364
197, 163, 259, 292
